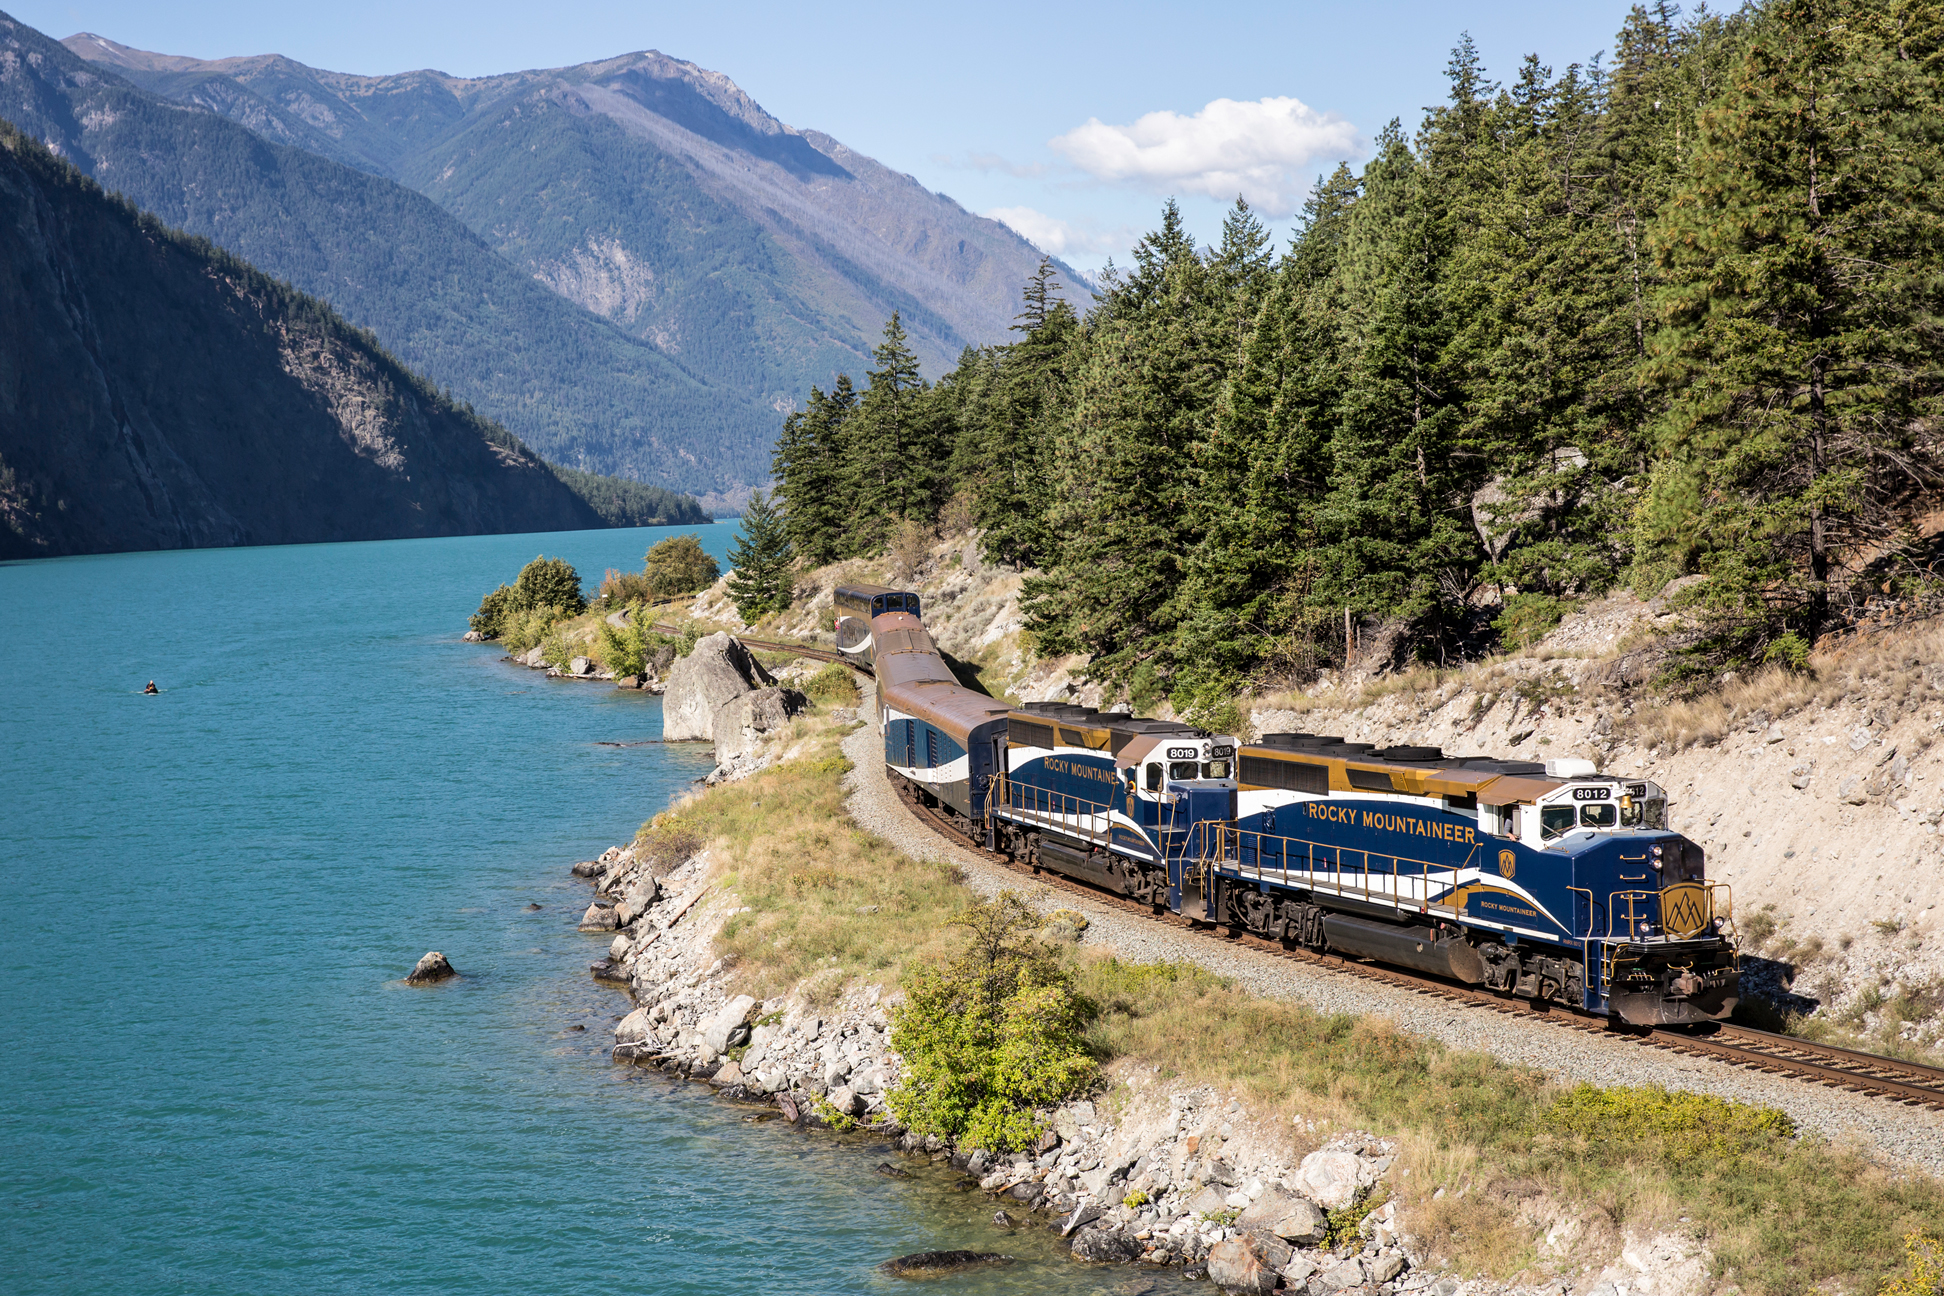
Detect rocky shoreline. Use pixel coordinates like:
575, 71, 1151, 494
573, 838, 1449, 1293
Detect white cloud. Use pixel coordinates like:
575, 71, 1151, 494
1049, 97, 1359, 217
983, 206, 1128, 258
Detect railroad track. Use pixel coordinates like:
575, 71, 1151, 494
887, 771, 1944, 1112
689, 634, 1944, 1112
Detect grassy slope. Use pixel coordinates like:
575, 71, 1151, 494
642, 682, 1944, 1296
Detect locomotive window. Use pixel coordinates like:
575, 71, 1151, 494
1203, 760, 1231, 780
1579, 802, 1617, 829
1169, 761, 1200, 781
1645, 797, 1667, 829
1540, 805, 1577, 839
1146, 762, 1163, 792
906, 595, 921, 618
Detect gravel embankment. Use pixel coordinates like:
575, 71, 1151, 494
840, 712, 1944, 1177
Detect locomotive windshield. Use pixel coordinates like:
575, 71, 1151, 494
1541, 805, 1577, 839
1204, 759, 1231, 779
1169, 761, 1200, 781
1580, 802, 1618, 828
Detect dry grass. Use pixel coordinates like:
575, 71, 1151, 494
659, 697, 1944, 1294
679, 719, 969, 1004
1071, 953, 1944, 1294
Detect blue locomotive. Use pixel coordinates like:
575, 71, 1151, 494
860, 589, 1737, 1027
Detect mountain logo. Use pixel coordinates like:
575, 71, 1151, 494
1497, 849, 1516, 879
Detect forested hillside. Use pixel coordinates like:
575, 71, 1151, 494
774, 0, 1944, 701
0, 122, 636, 558
61, 34, 1083, 444
0, 12, 770, 492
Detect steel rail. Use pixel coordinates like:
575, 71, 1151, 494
885, 776, 1944, 1112
669, 632, 1944, 1110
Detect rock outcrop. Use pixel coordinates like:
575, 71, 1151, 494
404, 951, 456, 984
711, 686, 808, 764
661, 634, 777, 742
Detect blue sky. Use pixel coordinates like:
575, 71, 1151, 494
14, 0, 1646, 273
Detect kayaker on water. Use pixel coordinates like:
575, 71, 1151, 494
143, 680, 158, 694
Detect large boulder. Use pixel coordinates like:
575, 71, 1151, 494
711, 686, 810, 762
1237, 1188, 1327, 1245
1293, 1150, 1363, 1210
615, 1007, 651, 1044
578, 902, 618, 932
1070, 1227, 1142, 1263
699, 994, 758, 1054
661, 634, 776, 742
1207, 1233, 1288, 1294
404, 951, 456, 984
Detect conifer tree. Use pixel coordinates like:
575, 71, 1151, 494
846, 313, 939, 543
725, 489, 795, 620
974, 260, 1079, 569
772, 377, 857, 565
1640, 0, 1944, 657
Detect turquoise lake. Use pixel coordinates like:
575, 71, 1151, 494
0, 526, 1188, 1295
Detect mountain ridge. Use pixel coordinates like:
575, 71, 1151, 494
60, 30, 1091, 422
0, 119, 628, 559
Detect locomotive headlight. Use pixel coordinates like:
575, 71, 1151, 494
1651, 845, 1663, 856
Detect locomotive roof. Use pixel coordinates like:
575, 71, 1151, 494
834, 582, 917, 600
872, 613, 1012, 737
1010, 701, 1214, 758
1243, 732, 1568, 803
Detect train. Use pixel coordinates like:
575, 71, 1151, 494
838, 581, 1739, 1027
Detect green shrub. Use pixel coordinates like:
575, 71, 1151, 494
500, 604, 565, 655
469, 583, 520, 638
633, 814, 703, 877
803, 662, 858, 706
644, 534, 720, 598
887, 892, 1096, 1151
1492, 593, 1574, 651
1546, 1083, 1795, 1162
514, 555, 586, 617
599, 568, 658, 607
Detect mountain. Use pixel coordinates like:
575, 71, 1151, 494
0, 13, 771, 494
0, 119, 625, 559
58, 32, 1087, 456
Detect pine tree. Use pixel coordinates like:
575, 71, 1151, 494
772, 376, 857, 566
846, 313, 940, 544
725, 489, 795, 620
974, 260, 1080, 569
1640, 0, 1944, 658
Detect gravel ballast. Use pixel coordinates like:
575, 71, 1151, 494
841, 706, 1944, 1178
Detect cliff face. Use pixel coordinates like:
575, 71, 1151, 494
0, 126, 601, 560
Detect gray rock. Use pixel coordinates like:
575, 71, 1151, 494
1188, 1185, 1229, 1215
1239, 1189, 1327, 1244
711, 686, 810, 763
699, 994, 758, 1054
570, 859, 603, 877
578, 902, 618, 932
992, 1209, 1015, 1227
828, 1086, 865, 1117
1294, 1150, 1362, 1210
1071, 1227, 1142, 1263
1061, 1202, 1103, 1237
823, 1059, 852, 1090
608, 933, 632, 962
404, 951, 456, 984
879, 1251, 1012, 1276
1006, 1179, 1043, 1204
1369, 1254, 1407, 1283
614, 1008, 651, 1045
1432, 1279, 1460, 1296
1208, 1233, 1284, 1293
462, 629, 485, 642
1283, 1256, 1321, 1284
570, 655, 594, 676
1320, 1257, 1366, 1291
661, 633, 776, 742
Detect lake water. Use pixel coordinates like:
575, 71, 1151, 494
0, 526, 1185, 1295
